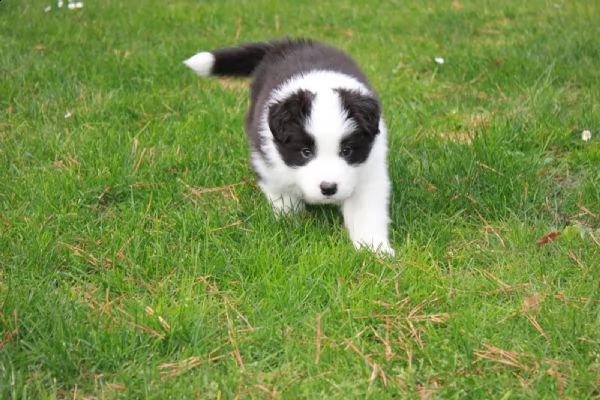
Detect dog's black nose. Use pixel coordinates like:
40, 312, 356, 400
320, 182, 338, 196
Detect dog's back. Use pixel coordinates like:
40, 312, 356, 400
184, 38, 374, 123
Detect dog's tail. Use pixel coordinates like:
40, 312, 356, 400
183, 39, 310, 78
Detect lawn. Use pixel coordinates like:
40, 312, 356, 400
1, 0, 599, 398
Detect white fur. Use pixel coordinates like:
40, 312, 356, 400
252, 71, 394, 256
183, 52, 215, 77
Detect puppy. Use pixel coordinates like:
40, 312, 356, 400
184, 39, 394, 255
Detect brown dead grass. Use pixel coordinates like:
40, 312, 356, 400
339, 296, 450, 387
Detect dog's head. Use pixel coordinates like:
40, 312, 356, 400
268, 88, 380, 204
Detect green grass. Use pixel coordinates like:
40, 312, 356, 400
1, 0, 599, 398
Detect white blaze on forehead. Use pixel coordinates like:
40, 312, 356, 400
260, 70, 372, 144
306, 89, 356, 156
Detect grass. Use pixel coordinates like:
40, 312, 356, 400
1, 0, 599, 398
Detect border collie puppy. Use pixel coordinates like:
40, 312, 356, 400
184, 39, 394, 256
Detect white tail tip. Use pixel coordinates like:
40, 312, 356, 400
183, 52, 215, 77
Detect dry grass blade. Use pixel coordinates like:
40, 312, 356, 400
158, 316, 171, 331
473, 208, 506, 247
107, 383, 127, 390
226, 306, 246, 371
370, 322, 394, 361
478, 269, 511, 289
217, 78, 250, 91
526, 314, 548, 340
199, 275, 254, 333
578, 205, 598, 218
179, 179, 246, 206
75, 286, 164, 338
0, 310, 18, 350
344, 338, 388, 386
407, 313, 450, 324
407, 299, 430, 319
315, 313, 322, 364
479, 283, 531, 296
159, 356, 203, 379
350, 312, 449, 323
133, 147, 147, 174
348, 296, 448, 359
477, 161, 505, 176
159, 344, 230, 380
440, 131, 473, 144
473, 343, 532, 371
199, 276, 251, 371
416, 383, 437, 400
589, 230, 600, 247
521, 292, 543, 314
209, 219, 243, 233
60, 241, 113, 269
371, 297, 411, 310
546, 367, 568, 397
253, 384, 279, 399
225, 296, 254, 332
234, 18, 242, 39
567, 250, 584, 268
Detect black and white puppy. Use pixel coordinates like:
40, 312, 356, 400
184, 39, 394, 255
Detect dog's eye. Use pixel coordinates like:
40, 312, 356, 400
301, 148, 313, 158
340, 146, 353, 157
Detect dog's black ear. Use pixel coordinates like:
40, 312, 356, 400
336, 89, 380, 137
268, 90, 315, 143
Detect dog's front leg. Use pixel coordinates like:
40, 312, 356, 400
260, 184, 305, 217
342, 182, 394, 256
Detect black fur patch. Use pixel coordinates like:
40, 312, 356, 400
336, 89, 380, 165
339, 130, 376, 165
211, 43, 273, 77
268, 90, 316, 167
336, 89, 380, 137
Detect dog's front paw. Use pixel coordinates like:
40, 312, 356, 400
376, 242, 396, 257
263, 190, 304, 218
354, 240, 395, 257
270, 198, 305, 218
